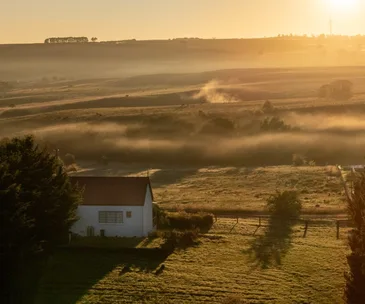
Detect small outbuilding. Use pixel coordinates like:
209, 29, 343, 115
70, 176, 155, 237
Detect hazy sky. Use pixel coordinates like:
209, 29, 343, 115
1, 0, 365, 43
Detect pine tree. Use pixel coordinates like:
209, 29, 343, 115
344, 173, 365, 304
0, 135, 83, 301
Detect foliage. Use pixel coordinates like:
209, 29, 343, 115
159, 229, 200, 251
200, 117, 235, 135
153, 203, 169, 228
318, 80, 353, 101
158, 211, 214, 232
0, 135, 83, 299
292, 153, 307, 166
261, 100, 275, 113
267, 190, 302, 220
344, 173, 365, 303
246, 191, 302, 268
260, 116, 293, 132
44, 37, 89, 44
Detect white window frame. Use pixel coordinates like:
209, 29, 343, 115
98, 211, 123, 224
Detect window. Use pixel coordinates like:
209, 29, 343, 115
126, 211, 132, 218
98, 211, 123, 224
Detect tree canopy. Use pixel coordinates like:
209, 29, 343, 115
344, 173, 365, 303
0, 135, 83, 299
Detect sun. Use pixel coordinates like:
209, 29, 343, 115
327, 0, 358, 11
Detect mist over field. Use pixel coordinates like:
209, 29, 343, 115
2, 107, 365, 167
1, 39, 365, 168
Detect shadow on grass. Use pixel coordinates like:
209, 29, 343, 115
35, 249, 170, 304
243, 218, 296, 269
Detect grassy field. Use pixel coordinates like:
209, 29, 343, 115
2, 56, 363, 303
35, 218, 350, 304
65, 163, 346, 215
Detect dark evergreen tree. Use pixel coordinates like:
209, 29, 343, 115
344, 174, 365, 304
0, 135, 83, 302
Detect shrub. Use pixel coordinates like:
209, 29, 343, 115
200, 117, 235, 135
160, 212, 214, 232
260, 116, 292, 132
308, 160, 316, 166
318, 84, 331, 99
153, 204, 169, 228
267, 191, 302, 220
63, 153, 76, 166
261, 100, 275, 113
318, 80, 353, 101
159, 229, 200, 251
292, 154, 307, 166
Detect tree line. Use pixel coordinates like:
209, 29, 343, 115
44, 37, 98, 44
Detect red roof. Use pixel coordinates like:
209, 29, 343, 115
70, 176, 153, 206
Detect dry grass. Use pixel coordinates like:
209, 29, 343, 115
150, 165, 346, 215
36, 218, 350, 304
3, 65, 360, 303
65, 163, 346, 215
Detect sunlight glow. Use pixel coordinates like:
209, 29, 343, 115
327, 0, 359, 12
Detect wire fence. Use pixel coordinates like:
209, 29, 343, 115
211, 213, 352, 239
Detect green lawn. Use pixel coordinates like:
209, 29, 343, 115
36, 218, 349, 304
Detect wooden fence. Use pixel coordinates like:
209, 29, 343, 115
212, 214, 352, 239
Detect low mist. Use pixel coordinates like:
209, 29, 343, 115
8, 110, 365, 167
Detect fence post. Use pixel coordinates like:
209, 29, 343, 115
336, 221, 340, 239
303, 221, 309, 238
214, 214, 217, 222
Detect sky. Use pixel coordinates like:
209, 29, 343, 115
1, 0, 365, 44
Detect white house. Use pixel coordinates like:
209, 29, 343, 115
70, 176, 155, 237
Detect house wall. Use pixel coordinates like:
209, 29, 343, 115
71, 205, 144, 237
143, 184, 155, 236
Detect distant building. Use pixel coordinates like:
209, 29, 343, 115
70, 176, 155, 237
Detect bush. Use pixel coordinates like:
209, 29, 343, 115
267, 191, 302, 220
260, 117, 293, 132
292, 154, 307, 166
261, 100, 275, 113
159, 229, 200, 251
159, 212, 214, 232
318, 80, 353, 101
200, 117, 235, 135
153, 204, 169, 228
